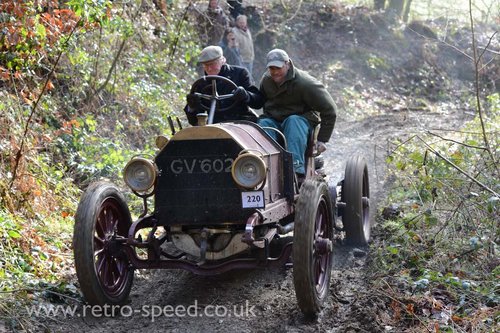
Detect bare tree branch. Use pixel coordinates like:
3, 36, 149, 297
405, 24, 473, 61
427, 131, 487, 150
9, 18, 82, 189
416, 136, 499, 198
166, 2, 192, 72
92, 37, 128, 98
468, 0, 499, 176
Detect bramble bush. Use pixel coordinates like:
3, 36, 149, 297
372, 92, 499, 331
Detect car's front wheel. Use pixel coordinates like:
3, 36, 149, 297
73, 181, 134, 305
293, 178, 334, 317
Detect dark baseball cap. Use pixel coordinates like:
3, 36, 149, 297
266, 49, 289, 68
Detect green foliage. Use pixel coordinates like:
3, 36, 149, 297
0, 0, 110, 79
49, 115, 140, 183
0, 1, 201, 315
66, 0, 111, 24
373, 94, 499, 328
0, 208, 73, 291
366, 54, 390, 77
486, 92, 500, 114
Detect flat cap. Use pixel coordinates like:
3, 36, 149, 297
199, 45, 223, 63
266, 49, 289, 68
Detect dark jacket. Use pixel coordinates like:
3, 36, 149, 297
222, 46, 243, 67
227, 0, 244, 19
204, 7, 228, 45
185, 64, 265, 126
259, 61, 337, 142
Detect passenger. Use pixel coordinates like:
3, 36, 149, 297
258, 49, 337, 178
184, 45, 264, 126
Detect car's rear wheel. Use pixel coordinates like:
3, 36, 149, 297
293, 179, 334, 317
73, 182, 134, 305
342, 155, 370, 245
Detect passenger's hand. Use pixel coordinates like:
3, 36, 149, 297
186, 93, 201, 112
232, 86, 249, 103
315, 141, 327, 154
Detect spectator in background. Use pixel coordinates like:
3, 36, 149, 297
203, 0, 229, 46
226, 0, 244, 20
220, 28, 243, 67
232, 15, 254, 80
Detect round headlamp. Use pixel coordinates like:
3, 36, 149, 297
231, 153, 266, 189
123, 157, 157, 192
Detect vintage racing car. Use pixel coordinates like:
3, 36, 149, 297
73, 75, 371, 317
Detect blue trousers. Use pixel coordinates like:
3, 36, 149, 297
242, 62, 253, 76
258, 115, 312, 174
242, 61, 254, 82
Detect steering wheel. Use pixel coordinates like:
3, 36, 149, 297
189, 75, 239, 124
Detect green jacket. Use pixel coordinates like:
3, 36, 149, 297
259, 61, 337, 142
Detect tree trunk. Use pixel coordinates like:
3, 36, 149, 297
374, 0, 386, 10
402, 0, 413, 22
152, 0, 168, 16
388, 0, 405, 17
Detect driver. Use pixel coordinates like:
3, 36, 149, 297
184, 45, 265, 126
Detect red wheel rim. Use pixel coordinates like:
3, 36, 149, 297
313, 197, 332, 295
93, 198, 130, 297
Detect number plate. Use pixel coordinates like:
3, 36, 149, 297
241, 191, 265, 208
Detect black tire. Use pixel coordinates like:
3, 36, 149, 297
73, 181, 134, 305
342, 155, 370, 245
293, 179, 334, 317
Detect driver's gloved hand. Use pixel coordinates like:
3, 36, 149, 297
232, 86, 249, 103
186, 93, 201, 112
315, 141, 327, 154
